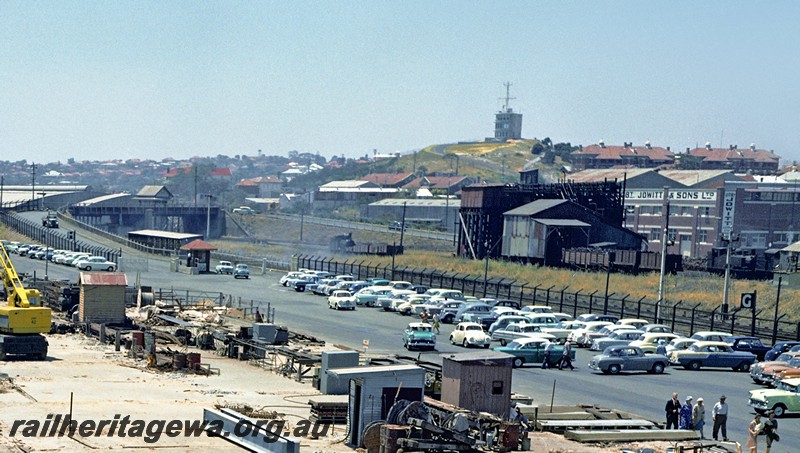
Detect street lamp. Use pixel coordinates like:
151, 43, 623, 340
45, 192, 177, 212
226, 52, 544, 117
482, 239, 502, 297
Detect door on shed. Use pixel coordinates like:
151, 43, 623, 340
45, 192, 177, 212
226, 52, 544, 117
380, 387, 424, 419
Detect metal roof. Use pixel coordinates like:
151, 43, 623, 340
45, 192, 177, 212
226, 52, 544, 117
75, 193, 131, 206
442, 351, 515, 363
128, 229, 202, 240
369, 198, 461, 207
503, 199, 568, 216
79, 272, 128, 286
326, 364, 424, 377
535, 219, 590, 227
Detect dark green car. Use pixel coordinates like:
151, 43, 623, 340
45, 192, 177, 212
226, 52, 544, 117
493, 338, 574, 368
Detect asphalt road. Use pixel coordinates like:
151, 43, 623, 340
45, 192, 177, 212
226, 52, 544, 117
8, 229, 798, 451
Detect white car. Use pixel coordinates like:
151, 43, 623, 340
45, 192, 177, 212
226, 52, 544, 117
450, 322, 492, 348
567, 321, 614, 347
328, 290, 356, 310
77, 256, 117, 271
216, 261, 234, 274
232, 206, 255, 215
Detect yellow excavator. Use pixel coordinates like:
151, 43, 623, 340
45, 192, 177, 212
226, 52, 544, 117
0, 242, 50, 360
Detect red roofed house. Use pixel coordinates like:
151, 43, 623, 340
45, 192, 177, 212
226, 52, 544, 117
360, 172, 416, 188
686, 143, 780, 175
403, 175, 474, 196
236, 176, 283, 198
79, 272, 128, 324
571, 141, 675, 170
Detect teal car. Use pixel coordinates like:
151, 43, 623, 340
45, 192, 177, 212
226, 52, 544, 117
402, 322, 436, 351
493, 338, 575, 368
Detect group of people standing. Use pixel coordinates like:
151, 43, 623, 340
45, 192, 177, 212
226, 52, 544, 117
666, 393, 779, 451
542, 340, 574, 370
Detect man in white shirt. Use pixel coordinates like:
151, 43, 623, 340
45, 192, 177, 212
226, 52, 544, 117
712, 395, 728, 441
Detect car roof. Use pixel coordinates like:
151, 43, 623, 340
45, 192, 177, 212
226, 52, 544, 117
692, 331, 731, 336
458, 322, 482, 327
693, 341, 733, 347
408, 322, 432, 328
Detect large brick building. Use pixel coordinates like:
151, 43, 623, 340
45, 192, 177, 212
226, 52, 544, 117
570, 141, 675, 170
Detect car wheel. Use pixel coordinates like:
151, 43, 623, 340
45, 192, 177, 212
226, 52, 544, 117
462, 339, 468, 348
499, 339, 507, 346
450, 336, 455, 345
512, 358, 524, 368
107, 266, 114, 271
652, 362, 665, 374
689, 361, 701, 371
738, 362, 751, 372
772, 404, 786, 417
608, 364, 621, 375
483, 344, 490, 349
85, 266, 92, 271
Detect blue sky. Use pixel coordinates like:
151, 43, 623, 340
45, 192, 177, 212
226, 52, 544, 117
2, 1, 798, 164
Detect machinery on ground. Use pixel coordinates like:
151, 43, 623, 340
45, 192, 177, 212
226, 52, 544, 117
0, 243, 50, 360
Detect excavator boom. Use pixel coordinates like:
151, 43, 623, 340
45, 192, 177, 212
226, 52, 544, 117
0, 243, 50, 334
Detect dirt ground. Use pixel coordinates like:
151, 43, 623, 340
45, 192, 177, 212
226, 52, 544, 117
0, 333, 715, 453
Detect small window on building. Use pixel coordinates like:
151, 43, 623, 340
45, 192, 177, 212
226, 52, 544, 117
651, 228, 661, 241
653, 206, 663, 216
700, 207, 711, 216
667, 228, 677, 242
698, 230, 709, 243
640, 206, 651, 215
492, 380, 504, 395
680, 206, 692, 216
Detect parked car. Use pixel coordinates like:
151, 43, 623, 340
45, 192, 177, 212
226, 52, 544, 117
233, 264, 250, 279
567, 321, 614, 347
640, 324, 674, 334
77, 256, 117, 272
519, 305, 554, 314
492, 299, 521, 310
689, 331, 732, 343
590, 330, 645, 351
216, 261, 235, 274
453, 303, 492, 323
328, 290, 356, 310
280, 271, 306, 286
402, 322, 436, 351
488, 315, 531, 335
589, 345, 669, 375
665, 337, 698, 354
437, 301, 466, 323
668, 341, 756, 371
575, 313, 619, 323
748, 377, 800, 417
765, 341, 800, 361
232, 206, 255, 215
757, 356, 800, 387
353, 286, 394, 306
750, 352, 800, 385
493, 338, 574, 368
616, 318, 650, 330
629, 333, 680, 354
450, 322, 492, 348
491, 323, 556, 346
388, 221, 407, 231
292, 275, 320, 292
723, 336, 772, 361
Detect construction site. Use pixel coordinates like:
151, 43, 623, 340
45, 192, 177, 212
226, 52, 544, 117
0, 260, 742, 453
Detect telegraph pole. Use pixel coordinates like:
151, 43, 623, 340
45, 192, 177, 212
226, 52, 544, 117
656, 188, 671, 323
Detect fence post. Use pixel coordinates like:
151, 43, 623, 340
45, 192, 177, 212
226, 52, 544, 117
671, 301, 682, 332
603, 293, 616, 315
636, 296, 646, 319
519, 284, 527, 303
532, 284, 541, 305
620, 295, 629, 318
689, 303, 702, 336
545, 285, 555, 305
710, 306, 720, 331
588, 290, 598, 314
573, 289, 583, 318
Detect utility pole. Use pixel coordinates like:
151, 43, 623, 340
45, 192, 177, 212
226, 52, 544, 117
657, 188, 671, 323
399, 202, 407, 248
203, 194, 213, 239
721, 234, 739, 315
1, 175, 4, 207
31, 163, 36, 203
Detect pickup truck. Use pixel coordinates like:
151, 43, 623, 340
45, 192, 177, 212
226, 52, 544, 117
232, 206, 255, 215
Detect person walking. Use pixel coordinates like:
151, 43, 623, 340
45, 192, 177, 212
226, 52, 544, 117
431, 313, 441, 334
712, 394, 729, 441
656, 338, 667, 356
747, 413, 762, 453
542, 341, 555, 369
679, 395, 693, 430
559, 340, 574, 370
763, 411, 779, 453
420, 309, 429, 323
692, 397, 706, 439
664, 393, 681, 429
